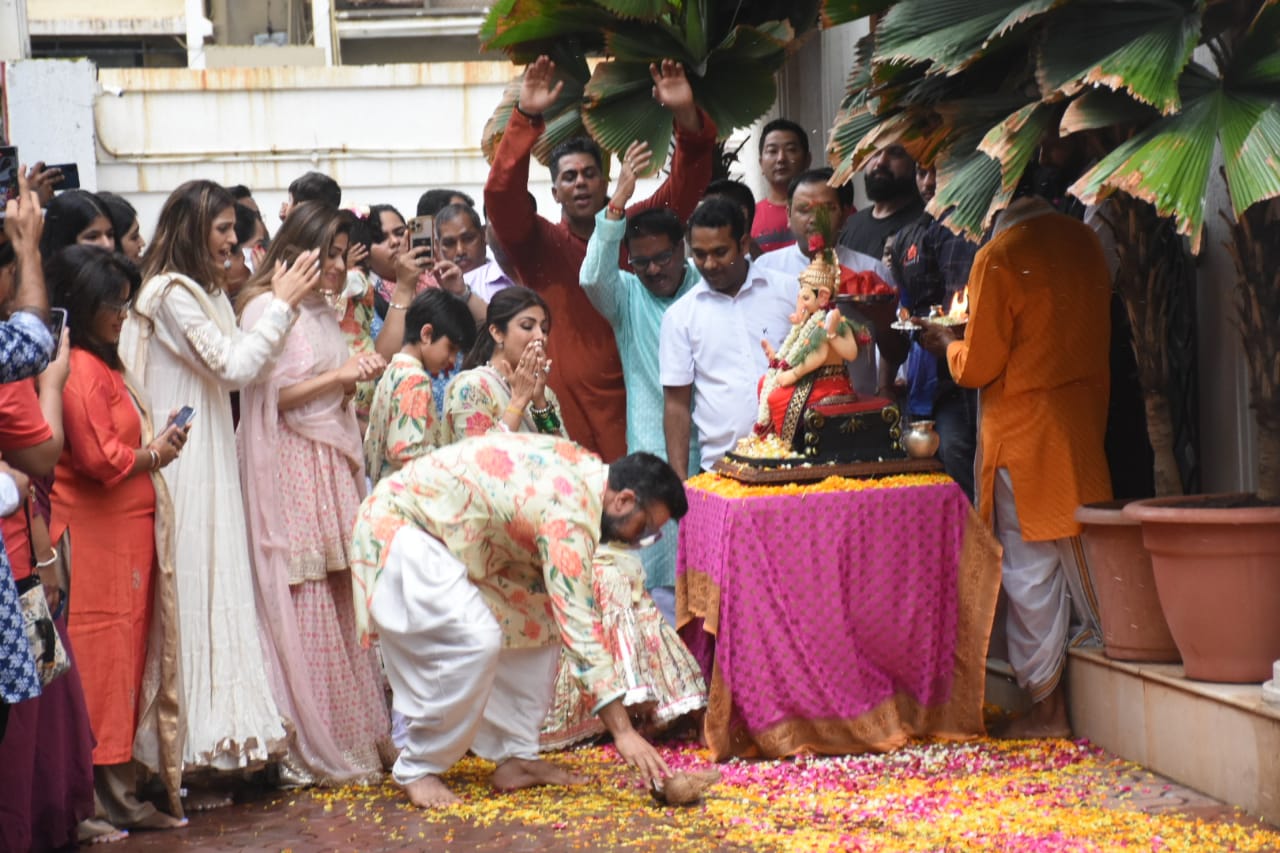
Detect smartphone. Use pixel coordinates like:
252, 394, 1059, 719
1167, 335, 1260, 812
0, 146, 19, 219
408, 215, 434, 257
172, 406, 196, 429
44, 163, 80, 191
48, 307, 68, 342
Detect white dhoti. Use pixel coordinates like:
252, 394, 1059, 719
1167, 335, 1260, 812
371, 527, 560, 786
992, 468, 1101, 703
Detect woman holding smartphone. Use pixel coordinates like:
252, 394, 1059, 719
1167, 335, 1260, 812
47, 245, 189, 836
119, 180, 316, 805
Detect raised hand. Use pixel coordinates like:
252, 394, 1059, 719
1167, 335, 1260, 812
519, 55, 564, 117
4, 165, 44, 251
649, 59, 698, 129
270, 248, 322, 307
610, 140, 652, 214
25, 162, 62, 207
345, 240, 369, 272
396, 245, 431, 290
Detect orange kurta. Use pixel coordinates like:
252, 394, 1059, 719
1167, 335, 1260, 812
946, 199, 1112, 541
50, 350, 155, 765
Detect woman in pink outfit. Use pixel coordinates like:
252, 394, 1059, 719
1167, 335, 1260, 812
236, 202, 391, 785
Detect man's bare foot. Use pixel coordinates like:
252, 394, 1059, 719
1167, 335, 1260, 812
491, 757, 588, 792
403, 774, 460, 808
998, 684, 1072, 739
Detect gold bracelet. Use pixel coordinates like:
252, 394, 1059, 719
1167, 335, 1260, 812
504, 404, 524, 420
389, 301, 409, 311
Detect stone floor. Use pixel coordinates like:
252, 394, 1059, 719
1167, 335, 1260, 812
109, 741, 1276, 853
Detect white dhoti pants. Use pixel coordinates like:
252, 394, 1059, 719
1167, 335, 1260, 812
371, 527, 561, 786
993, 468, 1101, 703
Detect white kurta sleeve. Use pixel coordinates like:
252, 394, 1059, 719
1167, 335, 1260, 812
154, 286, 297, 390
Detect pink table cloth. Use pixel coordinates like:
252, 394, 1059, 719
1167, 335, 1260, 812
677, 476, 1001, 760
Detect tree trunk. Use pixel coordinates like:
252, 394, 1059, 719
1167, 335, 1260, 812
1143, 390, 1181, 499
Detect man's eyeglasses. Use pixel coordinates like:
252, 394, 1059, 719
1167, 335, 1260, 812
629, 249, 676, 271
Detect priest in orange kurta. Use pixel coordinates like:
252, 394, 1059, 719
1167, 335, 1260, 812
919, 194, 1112, 738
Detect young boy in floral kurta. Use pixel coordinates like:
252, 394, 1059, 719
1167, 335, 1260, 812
363, 290, 475, 484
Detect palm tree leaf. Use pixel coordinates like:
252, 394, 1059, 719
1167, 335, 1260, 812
1232, 0, 1280, 88
710, 20, 795, 65
591, 0, 667, 20
839, 32, 876, 110
582, 61, 674, 173
828, 104, 891, 184
481, 0, 614, 52
1035, 0, 1201, 115
931, 146, 1008, 240
605, 23, 697, 66
978, 101, 1056, 192
1222, 99, 1280, 221
988, 0, 1069, 41
530, 105, 591, 166
1059, 86, 1160, 135
1070, 88, 1222, 252
821, 0, 898, 26
695, 47, 783, 135
876, 0, 1045, 76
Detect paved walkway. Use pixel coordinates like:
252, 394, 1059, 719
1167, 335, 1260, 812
111, 739, 1278, 852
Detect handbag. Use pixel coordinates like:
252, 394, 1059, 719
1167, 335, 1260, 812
17, 501, 69, 686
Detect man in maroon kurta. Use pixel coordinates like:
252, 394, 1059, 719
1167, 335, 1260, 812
485, 55, 717, 460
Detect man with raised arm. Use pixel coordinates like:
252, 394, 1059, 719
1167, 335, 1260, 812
485, 55, 717, 461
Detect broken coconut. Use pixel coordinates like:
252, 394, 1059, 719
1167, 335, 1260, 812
650, 769, 722, 806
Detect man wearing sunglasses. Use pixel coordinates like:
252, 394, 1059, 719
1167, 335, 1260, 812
351, 432, 687, 809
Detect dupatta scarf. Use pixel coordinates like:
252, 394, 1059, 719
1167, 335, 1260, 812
237, 292, 367, 784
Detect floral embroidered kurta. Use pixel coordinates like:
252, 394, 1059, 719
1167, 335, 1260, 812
441, 365, 569, 443
364, 353, 441, 484
350, 432, 623, 708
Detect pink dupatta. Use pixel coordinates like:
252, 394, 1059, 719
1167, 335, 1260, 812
237, 293, 367, 783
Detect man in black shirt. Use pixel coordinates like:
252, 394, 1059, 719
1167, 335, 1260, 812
837, 144, 924, 262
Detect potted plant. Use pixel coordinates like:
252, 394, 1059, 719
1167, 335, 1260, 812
822, 0, 1280, 679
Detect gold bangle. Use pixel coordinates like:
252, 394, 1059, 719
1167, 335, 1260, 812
504, 404, 524, 420
388, 301, 409, 311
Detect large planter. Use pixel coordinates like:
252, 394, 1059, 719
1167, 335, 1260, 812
1075, 500, 1179, 662
1123, 495, 1280, 682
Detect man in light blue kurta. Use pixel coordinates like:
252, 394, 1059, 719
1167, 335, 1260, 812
580, 205, 699, 625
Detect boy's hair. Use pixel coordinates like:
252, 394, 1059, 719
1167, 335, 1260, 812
403, 289, 477, 352
703, 179, 756, 228
287, 171, 341, 208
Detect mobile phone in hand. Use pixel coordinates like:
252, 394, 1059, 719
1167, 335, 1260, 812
408, 215, 434, 258
172, 406, 196, 429
0, 146, 19, 219
48, 307, 68, 342
44, 163, 81, 191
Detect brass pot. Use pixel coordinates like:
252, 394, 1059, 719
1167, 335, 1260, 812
903, 419, 940, 458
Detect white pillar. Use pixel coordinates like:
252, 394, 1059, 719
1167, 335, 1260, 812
0, 0, 31, 63
1264, 661, 1280, 706
312, 0, 335, 66
185, 0, 213, 70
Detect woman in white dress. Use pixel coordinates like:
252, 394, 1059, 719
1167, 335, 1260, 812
119, 180, 319, 790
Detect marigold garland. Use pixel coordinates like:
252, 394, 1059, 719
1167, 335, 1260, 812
688, 471, 952, 500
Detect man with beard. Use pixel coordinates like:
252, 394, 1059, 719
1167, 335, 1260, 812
350, 432, 685, 808
837, 144, 924, 260
485, 55, 717, 461
660, 198, 798, 478
578, 141, 701, 625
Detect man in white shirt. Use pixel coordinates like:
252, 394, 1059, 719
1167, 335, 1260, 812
754, 169, 898, 396
660, 198, 799, 478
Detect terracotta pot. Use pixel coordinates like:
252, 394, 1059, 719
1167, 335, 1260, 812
1123, 494, 1280, 682
1075, 500, 1179, 662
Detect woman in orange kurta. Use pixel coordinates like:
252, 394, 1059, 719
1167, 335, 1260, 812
47, 245, 187, 835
